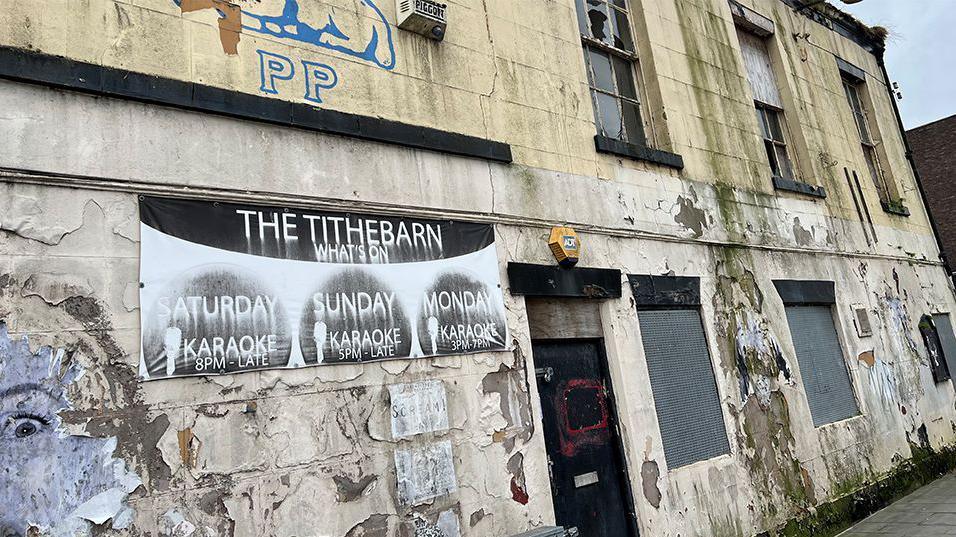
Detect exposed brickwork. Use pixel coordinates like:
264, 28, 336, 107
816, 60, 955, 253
908, 115, 956, 275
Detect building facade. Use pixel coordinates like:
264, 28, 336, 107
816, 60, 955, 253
908, 114, 956, 284
1, 0, 955, 536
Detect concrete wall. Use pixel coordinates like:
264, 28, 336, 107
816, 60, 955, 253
1, 0, 955, 536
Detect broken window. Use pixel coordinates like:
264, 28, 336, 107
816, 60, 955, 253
842, 77, 892, 203
736, 28, 798, 182
637, 308, 730, 469
756, 105, 795, 181
576, 0, 646, 145
934, 314, 956, 385
783, 305, 860, 427
920, 315, 952, 383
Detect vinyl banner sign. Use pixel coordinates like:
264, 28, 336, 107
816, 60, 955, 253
138, 197, 508, 380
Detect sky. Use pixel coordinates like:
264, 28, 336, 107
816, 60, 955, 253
838, 0, 956, 129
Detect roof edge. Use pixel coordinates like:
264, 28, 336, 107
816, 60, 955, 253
907, 114, 956, 134
780, 0, 887, 53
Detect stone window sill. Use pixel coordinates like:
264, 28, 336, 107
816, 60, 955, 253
881, 200, 911, 217
594, 135, 684, 170
772, 176, 827, 198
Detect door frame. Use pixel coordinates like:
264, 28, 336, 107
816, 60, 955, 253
531, 337, 641, 537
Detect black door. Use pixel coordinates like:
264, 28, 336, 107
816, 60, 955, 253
533, 339, 637, 537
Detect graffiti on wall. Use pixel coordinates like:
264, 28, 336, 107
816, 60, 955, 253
175, 0, 398, 104
0, 322, 141, 535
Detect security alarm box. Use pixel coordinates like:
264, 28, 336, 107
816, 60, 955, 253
397, 0, 447, 40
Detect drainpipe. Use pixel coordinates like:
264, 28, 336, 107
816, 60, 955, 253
875, 47, 956, 290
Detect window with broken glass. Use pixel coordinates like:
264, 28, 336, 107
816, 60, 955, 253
576, 0, 647, 146
756, 104, 795, 181
843, 77, 891, 203
737, 29, 797, 182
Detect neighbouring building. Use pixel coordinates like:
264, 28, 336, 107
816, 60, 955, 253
908, 114, 956, 283
1, 0, 955, 536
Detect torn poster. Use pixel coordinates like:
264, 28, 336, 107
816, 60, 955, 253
0, 323, 141, 535
394, 441, 458, 505
138, 196, 509, 380
389, 380, 449, 439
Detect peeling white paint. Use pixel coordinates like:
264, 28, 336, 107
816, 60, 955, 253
866, 356, 900, 408
161, 508, 197, 537
395, 441, 458, 505
0, 188, 84, 245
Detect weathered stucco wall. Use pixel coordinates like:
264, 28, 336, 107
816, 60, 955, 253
2, 171, 955, 535
1, 0, 955, 536
2, 80, 956, 534
0, 180, 553, 535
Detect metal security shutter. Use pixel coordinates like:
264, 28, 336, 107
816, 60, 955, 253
934, 314, 956, 382
785, 306, 859, 426
638, 309, 730, 469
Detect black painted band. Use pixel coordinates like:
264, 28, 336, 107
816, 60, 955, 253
837, 57, 866, 84
594, 135, 685, 170
0, 46, 513, 163
628, 275, 701, 307
508, 263, 622, 298
773, 176, 828, 198
773, 279, 836, 305
881, 200, 911, 217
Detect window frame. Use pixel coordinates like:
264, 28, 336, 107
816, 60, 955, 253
774, 280, 862, 428
755, 102, 796, 182
919, 314, 952, 383
734, 23, 823, 196
933, 313, 956, 386
843, 76, 892, 203
577, 0, 650, 147
837, 62, 910, 216
582, 41, 647, 146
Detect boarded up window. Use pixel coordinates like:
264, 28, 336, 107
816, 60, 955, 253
784, 306, 859, 426
737, 29, 782, 108
935, 314, 956, 381
638, 308, 730, 469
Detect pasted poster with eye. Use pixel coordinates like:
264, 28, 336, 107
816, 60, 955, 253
138, 196, 509, 379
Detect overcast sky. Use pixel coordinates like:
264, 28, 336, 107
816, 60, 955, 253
838, 0, 956, 129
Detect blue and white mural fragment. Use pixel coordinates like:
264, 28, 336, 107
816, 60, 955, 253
242, 0, 396, 70
175, 0, 398, 104
0, 322, 141, 536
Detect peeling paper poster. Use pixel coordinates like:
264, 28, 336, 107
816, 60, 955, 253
389, 380, 449, 439
395, 441, 458, 505
138, 196, 509, 380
